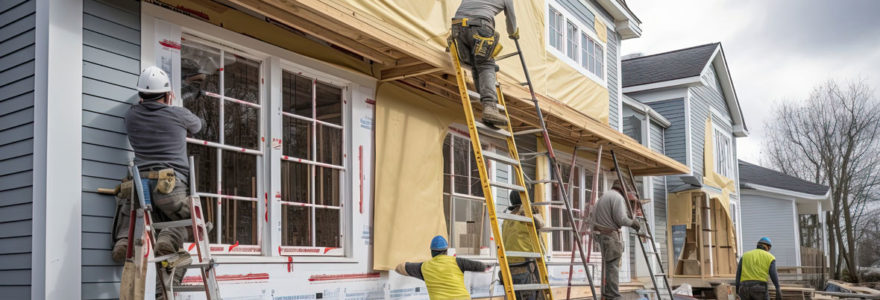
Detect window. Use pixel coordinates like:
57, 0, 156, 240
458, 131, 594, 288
442, 133, 494, 256
181, 38, 262, 249
714, 128, 734, 178
549, 7, 564, 51
566, 21, 579, 61
547, 3, 605, 82
279, 71, 345, 253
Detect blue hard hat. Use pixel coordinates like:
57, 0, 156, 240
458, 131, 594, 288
430, 235, 448, 251
758, 237, 772, 246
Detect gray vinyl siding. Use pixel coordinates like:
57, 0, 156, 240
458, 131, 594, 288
649, 122, 668, 270
0, 0, 35, 298
690, 65, 738, 188
81, 0, 140, 298
740, 194, 798, 266
558, 0, 595, 32
622, 115, 641, 142
689, 95, 707, 179
607, 30, 619, 130
646, 99, 685, 166
694, 65, 732, 121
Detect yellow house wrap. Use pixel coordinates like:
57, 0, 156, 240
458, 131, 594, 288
348, 0, 610, 123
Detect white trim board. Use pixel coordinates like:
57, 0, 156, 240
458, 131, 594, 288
622, 76, 702, 94
32, 0, 83, 298
741, 183, 831, 202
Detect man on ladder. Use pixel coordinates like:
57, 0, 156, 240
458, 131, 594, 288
593, 181, 641, 300
450, 0, 519, 127
114, 66, 203, 296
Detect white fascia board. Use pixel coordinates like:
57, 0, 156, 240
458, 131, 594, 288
707, 47, 749, 137
622, 96, 671, 127
622, 76, 703, 94
741, 183, 830, 201
594, 0, 642, 39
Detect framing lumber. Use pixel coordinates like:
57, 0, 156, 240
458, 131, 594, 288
228, 0, 396, 64
380, 63, 443, 82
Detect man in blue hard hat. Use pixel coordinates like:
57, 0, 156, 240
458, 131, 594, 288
395, 235, 488, 299
736, 237, 782, 300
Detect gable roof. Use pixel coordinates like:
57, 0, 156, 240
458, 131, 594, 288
621, 43, 719, 87
738, 160, 829, 196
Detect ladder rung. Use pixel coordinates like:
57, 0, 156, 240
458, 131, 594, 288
505, 251, 542, 258
519, 81, 529, 86
495, 51, 520, 61
539, 227, 572, 232
551, 283, 593, 287
527, 179, 556, 184
532, 201, 564, 206
545, 261, 600, 266
490, 181, 526, 192
497, 213, 532, 222
173, 285, 206, 293
475, 122, 512, 138
482, 151, 520, 166
513, 283, 550, 291
514, 128, 544, 136
467, 90, 480, 102
654, 273, 667, 276
153, 219, 192, 230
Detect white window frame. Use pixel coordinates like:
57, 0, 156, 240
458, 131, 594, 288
142, 3, 368, 259
548, 6, 565, 52
442, 129, 496, 258
712, 123, 734, 179
545, 154, 601, 257
566, 20, 579, 61
545, 1, 607, 86
276, 64, 351, 257
179, 33, 267, 255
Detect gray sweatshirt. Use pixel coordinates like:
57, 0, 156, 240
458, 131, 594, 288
454, 0, 517, 35
125, 101, 202, 176
592, 190, 634, 230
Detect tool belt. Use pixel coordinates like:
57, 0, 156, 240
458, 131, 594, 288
114, 168, 177, 199
452, 17, 493, 28
593, 225, 619, 235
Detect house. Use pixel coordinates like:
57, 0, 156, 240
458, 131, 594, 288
621, 43, 748, 281
738, 160, 831, 271
0, 0, 690, 299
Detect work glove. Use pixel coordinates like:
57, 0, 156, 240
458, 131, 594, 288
630, 221, 641, 232
509, 28, 520, 40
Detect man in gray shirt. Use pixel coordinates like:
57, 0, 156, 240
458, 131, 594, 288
592, 181, 640, 300
113, 66, 202, 293
451, 0, 518, 127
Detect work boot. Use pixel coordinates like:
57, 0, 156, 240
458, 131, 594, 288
481, 101, 508, 127
112, 238, 128, 263
155, 235, 178, 256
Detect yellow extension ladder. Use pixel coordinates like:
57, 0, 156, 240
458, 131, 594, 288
448, 37, 600, 300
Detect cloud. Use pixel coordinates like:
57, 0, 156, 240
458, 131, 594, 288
622, 0, 880, 164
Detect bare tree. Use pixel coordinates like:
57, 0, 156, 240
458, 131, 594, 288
763, 79, 880, 282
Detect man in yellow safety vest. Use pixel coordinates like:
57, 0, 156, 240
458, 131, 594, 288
502, 190, 545, 300
395, 236, 488, 299
736, 237, 782, 300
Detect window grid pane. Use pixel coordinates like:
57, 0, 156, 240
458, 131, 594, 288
280, 70, 345, 250
566, 21, 578, 60
182, 38, 262, 248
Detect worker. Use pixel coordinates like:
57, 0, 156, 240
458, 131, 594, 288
592, 181, 640, 300
736, 237, 782, 300
113, 66, 203, 293
501, 190, 545, 300
450, 0, 518, 127
395, 236, 488, 299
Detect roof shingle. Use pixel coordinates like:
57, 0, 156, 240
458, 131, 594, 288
738, 160, 829, 196
622, 43, 719, 87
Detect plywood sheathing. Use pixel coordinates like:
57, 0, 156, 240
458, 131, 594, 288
224, 0, 688, 176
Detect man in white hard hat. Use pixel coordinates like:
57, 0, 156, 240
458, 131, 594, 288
113, 66, 202, 291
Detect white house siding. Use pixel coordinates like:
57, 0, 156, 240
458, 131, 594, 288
740, 194, 799, 267
80, 0, 141, 298
0, 0, 36, 298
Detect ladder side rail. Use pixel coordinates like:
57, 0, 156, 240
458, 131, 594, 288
130, 163, 168, 300
497, 86, 554, 300
188, 156, 222, 299
512, 39, 599, 300
610, 151, 664, 299
627, 168, 675, 298
449, 40, 517, 299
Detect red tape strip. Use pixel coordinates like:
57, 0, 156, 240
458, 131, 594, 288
228, 241, 239, 252
287, 256, 293, 272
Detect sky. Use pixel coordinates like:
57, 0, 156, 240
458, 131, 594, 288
620, 0, 880, 165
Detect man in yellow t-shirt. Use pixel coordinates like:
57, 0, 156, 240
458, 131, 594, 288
395, 236, 488, 300
501, 190, 545, 300
736, 237, 781, 300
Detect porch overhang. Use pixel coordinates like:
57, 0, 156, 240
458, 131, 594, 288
226, 0, 688, 176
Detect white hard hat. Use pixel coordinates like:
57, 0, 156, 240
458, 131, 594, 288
137, 66, 172, 94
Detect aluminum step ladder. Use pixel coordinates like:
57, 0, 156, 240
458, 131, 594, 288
610, 150, 675, 300
123, 156, 222, 299
448, 37, 599, 300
